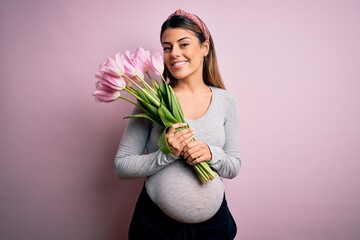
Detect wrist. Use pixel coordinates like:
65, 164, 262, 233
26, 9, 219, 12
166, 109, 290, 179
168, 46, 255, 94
169, 153, 180, 160
206, 144, 212, 161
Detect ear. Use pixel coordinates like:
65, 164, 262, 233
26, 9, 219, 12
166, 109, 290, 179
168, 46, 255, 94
201, 40, 210, 57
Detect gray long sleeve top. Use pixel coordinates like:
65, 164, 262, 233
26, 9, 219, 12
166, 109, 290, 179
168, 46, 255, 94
115, 87, 241, 223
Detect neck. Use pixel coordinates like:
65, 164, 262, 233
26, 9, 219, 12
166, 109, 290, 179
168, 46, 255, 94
174, 79, 210, 94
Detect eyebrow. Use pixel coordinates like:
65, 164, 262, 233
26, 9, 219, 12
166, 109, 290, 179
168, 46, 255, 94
162, 37, 192, 45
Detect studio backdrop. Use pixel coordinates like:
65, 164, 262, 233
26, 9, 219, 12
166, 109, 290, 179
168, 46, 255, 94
1, 0, 359, 239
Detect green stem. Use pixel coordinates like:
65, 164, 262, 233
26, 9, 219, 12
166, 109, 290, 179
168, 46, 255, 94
199, 164, 211, 179
124, 75, 160, 107
136, 74, 157, 95
118, 95, 139, 107
199, 162, 217, 179
123, 76, 144, 92
160, 75, 167, 84
194, 164, 207, 184
202, 162, 214, 176
125, 87, 140, 99
146, 72, 157, 89
187, 135, 217, 183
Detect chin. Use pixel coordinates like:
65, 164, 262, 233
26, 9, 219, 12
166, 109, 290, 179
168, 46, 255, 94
170, 70, 192, 80
173, 75, 188, 81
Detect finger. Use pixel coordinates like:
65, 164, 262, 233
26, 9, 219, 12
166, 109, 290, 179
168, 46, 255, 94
187, 155, 203, 165
170, 128, 193, 145
168, 123, 188, 134
168, 132, 194, 157
184, 141, 210, 162
187, 150, 211, 165
181, 136, 200, 157
188, 157, 199, 165
174, 126, 193, 139
185, 140, 198, 149
175, 130, 194, 143
180, 136, 195, 154
165, 123, 186, 140
182, 141, 200, 157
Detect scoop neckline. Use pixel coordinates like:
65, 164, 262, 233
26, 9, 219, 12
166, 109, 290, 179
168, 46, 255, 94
184, 86, 214, 122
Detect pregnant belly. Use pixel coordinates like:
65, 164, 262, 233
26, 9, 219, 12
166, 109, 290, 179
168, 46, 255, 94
145, 160, 225, 223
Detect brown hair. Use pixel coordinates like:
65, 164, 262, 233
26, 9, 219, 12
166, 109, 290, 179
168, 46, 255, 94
160, 15, 226, 89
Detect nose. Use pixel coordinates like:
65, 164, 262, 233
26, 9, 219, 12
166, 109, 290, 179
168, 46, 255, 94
170, 45, 181, 58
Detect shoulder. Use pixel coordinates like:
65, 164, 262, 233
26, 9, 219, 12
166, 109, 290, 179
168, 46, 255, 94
210, 87, 239, 124
210, 87, 238, 106
128, 105, 153, 126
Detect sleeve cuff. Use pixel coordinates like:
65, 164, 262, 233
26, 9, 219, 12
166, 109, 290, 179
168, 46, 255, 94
168, 153, 180, 161
208, 145, 225, 167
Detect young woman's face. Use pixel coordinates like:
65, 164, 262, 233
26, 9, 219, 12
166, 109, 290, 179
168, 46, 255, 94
161, 27, 209, 82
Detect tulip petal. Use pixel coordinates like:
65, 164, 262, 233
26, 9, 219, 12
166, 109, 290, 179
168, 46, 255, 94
115, 52, 125, 74
95, 71, 104, 79
134, 47, 151, 72
101, 75, 126, 91
100, 57, 124, 77
92, 89, 120, 102
121, 50, 145, 80
148, 52, 164, 76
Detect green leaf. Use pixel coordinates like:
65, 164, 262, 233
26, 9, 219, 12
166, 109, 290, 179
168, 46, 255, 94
156, 82, 185, 123
168, 85, 185, 122
152, 80, 160, 92
135, 87, 147, 101
158, 82, 168, 103
157, 126, 172, 154
165, 83, 173, 107
143, 88, 159, 103
158, 105, 177, 127
124, 113, 164, 128
137, 98, 159, 119
159, 81, 167, 93
135, 87, 159, 108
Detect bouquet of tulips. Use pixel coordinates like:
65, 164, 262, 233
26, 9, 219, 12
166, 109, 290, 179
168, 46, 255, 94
92, 47, 217, 184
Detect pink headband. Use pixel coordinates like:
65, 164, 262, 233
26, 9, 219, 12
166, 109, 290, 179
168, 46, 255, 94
167, 9, 210, 41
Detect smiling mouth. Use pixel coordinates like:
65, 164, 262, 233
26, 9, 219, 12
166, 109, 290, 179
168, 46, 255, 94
172, 61, 187, 68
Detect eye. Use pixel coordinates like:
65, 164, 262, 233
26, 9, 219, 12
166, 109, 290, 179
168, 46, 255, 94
180, 43, 189, 48
163, 46, 171, 52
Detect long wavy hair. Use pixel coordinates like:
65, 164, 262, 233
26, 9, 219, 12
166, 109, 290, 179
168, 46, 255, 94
160, 15, 226, 89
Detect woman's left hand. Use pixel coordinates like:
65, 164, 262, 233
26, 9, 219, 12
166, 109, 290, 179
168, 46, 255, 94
182, 140, 212, 165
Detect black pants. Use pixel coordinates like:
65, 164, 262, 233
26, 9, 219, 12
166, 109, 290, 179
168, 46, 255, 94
129, 185, 237, 240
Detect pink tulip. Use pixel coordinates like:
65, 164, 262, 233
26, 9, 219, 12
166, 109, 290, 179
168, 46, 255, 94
95, 70, 105, 79
134, 47, 151, 72
95, 80, 119, 93
147, 52, 164, 76
92, 88, 120, 102
101, 77, 126, 91
99, 52, 125, 77
101, 75, 126, 91
95, 80, 109, 91
121, 51, 145, 80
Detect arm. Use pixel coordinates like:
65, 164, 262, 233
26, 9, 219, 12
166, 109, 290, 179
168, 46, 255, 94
181, 92, 241, 179
207, 94, 241, 179
114, 107, 178, 179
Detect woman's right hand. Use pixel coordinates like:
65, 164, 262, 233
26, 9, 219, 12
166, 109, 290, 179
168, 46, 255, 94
165, 123, 194, 158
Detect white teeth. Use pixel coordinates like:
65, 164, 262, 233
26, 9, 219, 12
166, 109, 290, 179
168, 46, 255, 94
173, 61, 186, 66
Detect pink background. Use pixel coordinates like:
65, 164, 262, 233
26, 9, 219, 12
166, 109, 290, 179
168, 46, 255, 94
1, 0, 359, 239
